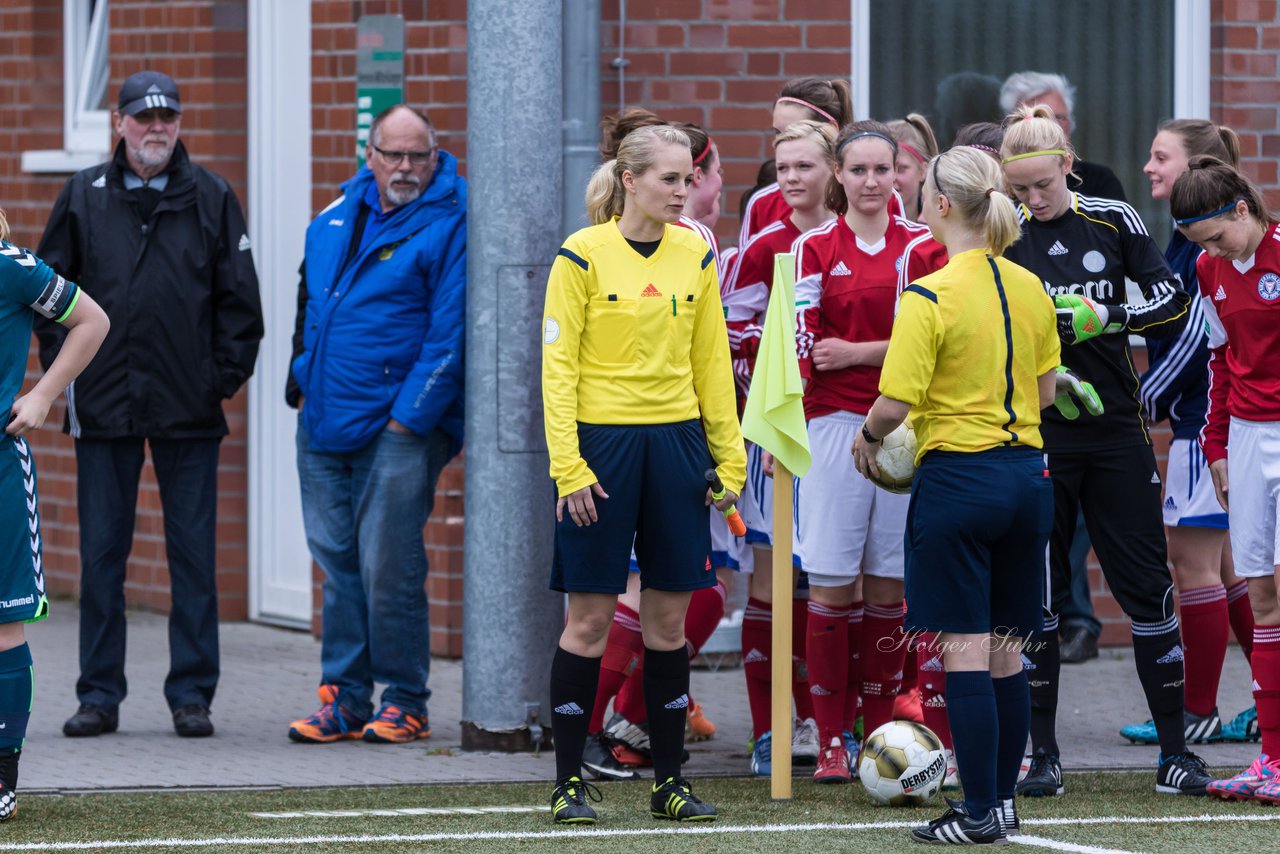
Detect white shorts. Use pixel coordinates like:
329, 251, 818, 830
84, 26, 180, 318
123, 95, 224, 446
709, 505, 734, 569
1163, 438, 1228, 529
739, 442, 774, 544
1226, 417, 1280, 579
795, 411, 908, 586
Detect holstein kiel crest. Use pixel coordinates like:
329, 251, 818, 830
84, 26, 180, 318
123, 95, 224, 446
1258, 272, 1280, 302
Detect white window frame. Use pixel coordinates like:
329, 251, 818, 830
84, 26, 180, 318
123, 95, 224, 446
850, 0, 1209, 121
22, 0, 111, 173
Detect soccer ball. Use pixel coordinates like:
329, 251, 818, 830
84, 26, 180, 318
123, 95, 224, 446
869, 422, 916, 494
858, 720, 946, 806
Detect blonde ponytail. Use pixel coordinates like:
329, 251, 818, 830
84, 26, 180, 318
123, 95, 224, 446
583, 125, 692, 225
930, 147, 1021, 256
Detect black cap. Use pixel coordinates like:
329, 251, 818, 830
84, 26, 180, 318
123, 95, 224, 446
117, 71, 182, 116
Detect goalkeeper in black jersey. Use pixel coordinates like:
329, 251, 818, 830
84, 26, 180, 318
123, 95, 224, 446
1000, 104, 1211, 798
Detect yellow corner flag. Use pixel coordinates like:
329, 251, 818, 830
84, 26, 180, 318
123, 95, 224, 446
741, 253, 811, 477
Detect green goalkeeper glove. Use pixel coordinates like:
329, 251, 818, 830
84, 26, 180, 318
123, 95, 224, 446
1053, 366, 1104, 420
1053, 294, 1126, 345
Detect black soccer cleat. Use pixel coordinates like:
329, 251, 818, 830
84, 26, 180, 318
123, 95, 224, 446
582, 732, 638, 782
550, 776, 601, 824
651, 776, 717, 822
1016, 749, 1064, 797
0, 751, 18, 822
1156, 751, 1212, 796
910, 798, 1007, 845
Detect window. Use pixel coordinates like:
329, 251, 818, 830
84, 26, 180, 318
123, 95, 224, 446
853, 0, 1208, 243
22, 0, 111, 173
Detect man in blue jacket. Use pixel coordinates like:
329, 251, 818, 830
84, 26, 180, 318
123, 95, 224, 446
285, 105, 465, 744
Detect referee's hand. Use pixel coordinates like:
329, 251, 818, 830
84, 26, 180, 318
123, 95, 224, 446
558, 482, 609, 527
1209, 459, 1228, 512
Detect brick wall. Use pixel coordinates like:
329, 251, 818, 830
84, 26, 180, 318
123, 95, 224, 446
601, 0, 851, 246
311, 0, 468, 656
1214, 0, 1280, 208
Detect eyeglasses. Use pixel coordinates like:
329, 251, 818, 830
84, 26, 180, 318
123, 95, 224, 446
372, 145, 436, 166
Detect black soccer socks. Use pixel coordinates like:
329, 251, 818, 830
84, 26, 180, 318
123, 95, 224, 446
1131, 618, 1188, 758
1024, 623, 1061, 756
642, 646, 690, 785
550, 646, 601, 782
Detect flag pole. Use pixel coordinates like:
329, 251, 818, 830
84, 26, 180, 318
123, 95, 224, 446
770, 460, 794, 800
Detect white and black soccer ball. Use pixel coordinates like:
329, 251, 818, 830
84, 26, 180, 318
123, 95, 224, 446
869, 422, 917, 494
858, 720, 946, 806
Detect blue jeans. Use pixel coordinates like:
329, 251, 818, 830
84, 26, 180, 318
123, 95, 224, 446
296, 419, 451, 719
75, 438, 221, 712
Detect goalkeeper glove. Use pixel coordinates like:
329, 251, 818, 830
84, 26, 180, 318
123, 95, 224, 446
1053, 366, 1104, 420
1053, 294, 1127, 345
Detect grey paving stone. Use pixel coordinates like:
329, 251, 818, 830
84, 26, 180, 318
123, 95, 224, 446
19, 603, 1260, 792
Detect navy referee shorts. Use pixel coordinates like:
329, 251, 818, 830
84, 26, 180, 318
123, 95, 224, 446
904, 446, 1051, 638
551, 420, 716, 595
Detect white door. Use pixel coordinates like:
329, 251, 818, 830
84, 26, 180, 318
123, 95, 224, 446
247, 0, 313, 627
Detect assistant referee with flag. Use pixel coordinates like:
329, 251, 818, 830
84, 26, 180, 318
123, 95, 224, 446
541, 125, 745, 825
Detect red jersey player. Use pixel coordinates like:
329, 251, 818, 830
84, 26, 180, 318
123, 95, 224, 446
790, 120, 929, 784
1173, 156, 1280, 805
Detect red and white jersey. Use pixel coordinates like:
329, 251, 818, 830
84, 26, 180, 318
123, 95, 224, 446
724, 217, 803, 360
896, 231, 949, 301
794, 215, 930, 418
740, 182, 904, 249
1196, 221, 1280, 462
676, 215, 724, 285
738, 184, 792, 252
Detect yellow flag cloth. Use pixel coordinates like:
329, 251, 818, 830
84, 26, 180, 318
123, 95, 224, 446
741, 253, 811, 477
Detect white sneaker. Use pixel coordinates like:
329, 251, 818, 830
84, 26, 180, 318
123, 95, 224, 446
942, 748, 961, 790
792, 717, 820, 765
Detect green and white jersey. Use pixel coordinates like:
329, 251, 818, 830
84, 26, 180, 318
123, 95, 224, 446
0, 242, 79, 417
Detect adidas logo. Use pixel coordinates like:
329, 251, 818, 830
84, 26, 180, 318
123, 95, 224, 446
924, 694, 947, 708
829, 261, 852, 276
810, 684, 832, 696
1164, 496, 1176, 511
920, 656, 944, 672
641, 283, 663, 297
663, 693, 690, 710
238, 233, 252, 252
1021, 653, 1036, 671
91, 175, 106, 189
147, 84, 163, 94
1048, 240, 1068, 256
1157, 645, 1184, 665
744, 648, 768, 663
1214, 284, 1227, 301
891, 671, 903, 681
553, 702, 584, 716
1254, 679, 1262, 691
1151, 472, 1161, 484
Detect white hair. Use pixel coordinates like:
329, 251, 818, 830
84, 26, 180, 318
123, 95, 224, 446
999, 71, 1076, 133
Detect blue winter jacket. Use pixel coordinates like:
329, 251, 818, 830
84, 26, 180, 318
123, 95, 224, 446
291, 153, 466, 455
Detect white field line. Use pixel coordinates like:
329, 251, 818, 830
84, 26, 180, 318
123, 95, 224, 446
1013, 835, 1141, 854
249, 805, 547, 818
5, 811, 1277, 851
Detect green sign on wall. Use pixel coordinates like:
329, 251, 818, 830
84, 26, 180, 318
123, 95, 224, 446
356, 14, 405, 167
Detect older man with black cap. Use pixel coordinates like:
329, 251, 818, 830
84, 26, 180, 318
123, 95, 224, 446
35, 70, 263, 739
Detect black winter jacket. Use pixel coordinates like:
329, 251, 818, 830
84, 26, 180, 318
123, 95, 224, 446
35, 141, 263, 439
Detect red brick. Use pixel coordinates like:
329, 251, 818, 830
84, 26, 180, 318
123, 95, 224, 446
688, 24, 726, 49
1221, 78, 1280, 102
782, 49, 850, 77
669, 51, 745, 76
624, 0, 703, 19
1223, 51, 1278, 76
746, 51, 781, 76
1221, 0, 1278, 22
727, 24, 802, 48
781, 0, 850, 20
1261, 23, 1280, 46
648, 79, 724, 103
1221, 23, 1262, 48
1219, 106, 1278, 129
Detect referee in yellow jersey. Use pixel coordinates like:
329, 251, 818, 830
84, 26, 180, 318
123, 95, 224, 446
541, 125, 746, 825
852, 147, 1060, 845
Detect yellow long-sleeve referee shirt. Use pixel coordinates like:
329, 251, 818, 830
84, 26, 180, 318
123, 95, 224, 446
541, 220, 746, 498
880, 248, 1060, 461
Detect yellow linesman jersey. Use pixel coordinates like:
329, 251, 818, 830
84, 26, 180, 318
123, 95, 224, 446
541, 219, 746, 498
880, 248, 1060, 461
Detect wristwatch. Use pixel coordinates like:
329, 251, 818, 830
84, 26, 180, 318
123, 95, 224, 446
861, 424, 880, 444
